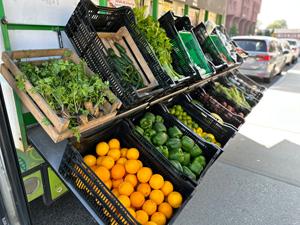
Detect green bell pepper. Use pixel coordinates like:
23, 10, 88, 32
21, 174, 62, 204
144, 112, 156, 123
170, 160, 183, 172
153, 122, 167, 133
166, 138, 182, 150
181, 135, 195, 152
190, 144, 203, 158
139, 117, 153, 130
183, 166, 197, 181
155, 115, 164, 123
157, 146, 169, 158
189, 159, 203, 175
144, 129, 157, 138
168, 126, 183, 138
194, 155, 206, 167
135, 126, 144, 135
181, 152, 191, 166
144, 135, 151, 142
169, 148, 184, 163
152, 132, 168, 146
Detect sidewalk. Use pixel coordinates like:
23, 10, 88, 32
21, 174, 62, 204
174, 63, 300, 225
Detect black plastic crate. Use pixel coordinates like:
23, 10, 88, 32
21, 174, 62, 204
162, 94, 236, 147
59, 119, 194, 225
65, 0, 170, 108
128, 105, 223, 186
232, 70, 266, 94
158, 11, 199, 80
204, 82, 251, 117
188, 88, 245, 129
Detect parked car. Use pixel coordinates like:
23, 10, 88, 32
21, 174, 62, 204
232, 36, 286, 83
280, 40, 294, 65
283, 38, 300, 61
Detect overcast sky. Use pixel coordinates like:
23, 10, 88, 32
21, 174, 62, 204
257, 0, 300, 29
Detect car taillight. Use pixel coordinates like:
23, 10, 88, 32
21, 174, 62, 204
256, 55, 271, 61
292, 47, 297, 52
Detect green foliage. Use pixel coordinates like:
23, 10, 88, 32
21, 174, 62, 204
18, 59, 115, 140
133, 7, 183, 81
229, 24, 238, 37
267, 19, 288, 30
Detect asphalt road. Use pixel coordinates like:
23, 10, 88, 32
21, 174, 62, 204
29, 61, 300, 225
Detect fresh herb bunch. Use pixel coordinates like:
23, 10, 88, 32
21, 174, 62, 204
17, 58, 116, 140
133, 7, 184, 81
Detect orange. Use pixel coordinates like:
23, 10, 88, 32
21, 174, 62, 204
118, 181, 134, 196
117, 157, 127, 165
83, 155, 96, 167
135, 210, 149, 224
94, 166, 110, 181
112, 188, 119, 197
137, 167, 153, 183
130, 191, 145, 208
142, 200, 157, 216
167, 192, 182, 208
158, 202, 173, 219
137, 183, 151, 197
96, 156, 104, 166
96, 142, 109, 156
160, 181, 173, 196
149, 190, 164, 205
120, 148, 128, 157
151, 212, 166, 225
137, 160, 143, 169
90, 165, 98, 172
112, 179, 123, 189
127, 207, 136, 218
111, 164, 126, 180
126, 148, 140, 160
104, 179, 112, 189
118, 195, 131, 208
124, 174, 138, 187
107, 149, 121, 161
108, 138, 120, 149
125, 160, 140, 174
149, 174, 164, 190
145, 222, 157, 225
100, 156, 115, 169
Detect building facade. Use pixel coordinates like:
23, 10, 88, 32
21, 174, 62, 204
274, 29, 300, 40
226, 0, 262, 35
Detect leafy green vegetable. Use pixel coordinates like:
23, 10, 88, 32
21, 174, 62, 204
18, 59, 115, 141
133, 7, 184, 81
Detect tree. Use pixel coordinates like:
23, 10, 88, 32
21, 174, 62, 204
267, 19, 288, 30
229, 24, 238, 36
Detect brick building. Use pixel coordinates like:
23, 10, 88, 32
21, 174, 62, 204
226, 0, 262, 35
274, 29, 300, 40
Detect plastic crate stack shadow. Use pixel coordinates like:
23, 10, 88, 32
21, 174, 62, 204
189, 88, 245, 129
59, 119, 194, 224
128, 104, 223, 186
158, 11, 199, 81
65, 0, 173, 108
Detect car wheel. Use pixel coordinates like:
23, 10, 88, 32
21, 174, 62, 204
264, 77, 272, 83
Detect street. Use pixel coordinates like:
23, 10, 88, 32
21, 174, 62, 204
173, 61, 300, 225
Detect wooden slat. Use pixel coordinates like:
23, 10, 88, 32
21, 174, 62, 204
8, 48, 68, 60
2, 52, 70, 133
0, 65, 61, 144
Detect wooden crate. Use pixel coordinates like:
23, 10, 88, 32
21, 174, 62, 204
1, 49, 121, 143
98, 26, 159, 94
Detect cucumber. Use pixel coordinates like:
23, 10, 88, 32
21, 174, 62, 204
114, 42, 126, 54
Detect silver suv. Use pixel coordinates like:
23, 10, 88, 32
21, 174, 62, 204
232, 36, 286, 83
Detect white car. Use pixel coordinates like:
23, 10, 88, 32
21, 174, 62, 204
280, 40, 294, 65
283, 38, 299, 62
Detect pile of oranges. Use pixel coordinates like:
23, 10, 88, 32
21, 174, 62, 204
83, 138, 183, 225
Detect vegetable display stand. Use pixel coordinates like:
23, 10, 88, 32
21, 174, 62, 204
162, 94, 236, 147
188, 88, 245, 129
59, 119, 194, 224
97, 26, 159, 94
204, 82, 251, 117
158, 12, 201, 82
128, 104, 223, 186
65, 0, 174, 108
232, 70, 266, 94
1, 49, 121, 143
193, 23, 234, 71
